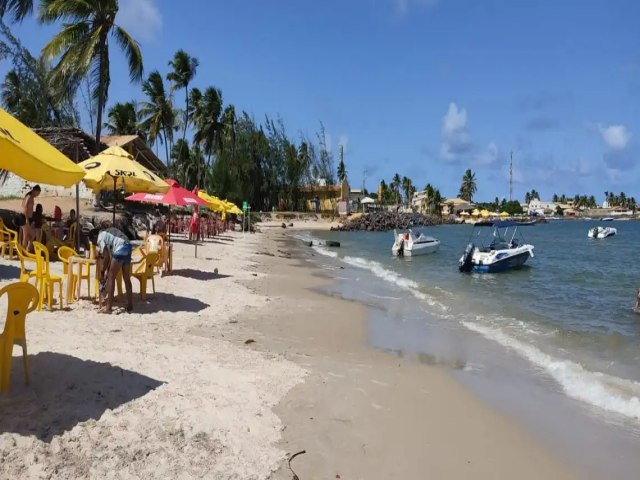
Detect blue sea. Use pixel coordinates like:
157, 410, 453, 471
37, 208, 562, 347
292, 220, 640, 478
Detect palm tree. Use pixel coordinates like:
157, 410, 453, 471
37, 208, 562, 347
167, 50, 199, 165
458, 168, 477, 202
139, 70, 175, 163
104, 101, 137, 135
0, 0, 33, 22
401, 176, 414, 206
40, 0, 144, 153
391, 173, 401, 205
192, 86, 223, 165
337, 158, 346, 182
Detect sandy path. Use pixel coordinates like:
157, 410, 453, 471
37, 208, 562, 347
0, 233, 305, 479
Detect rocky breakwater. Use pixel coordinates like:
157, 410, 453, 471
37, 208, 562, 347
332, 211, 450, 232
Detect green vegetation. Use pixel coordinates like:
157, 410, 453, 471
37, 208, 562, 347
458, 169, 477, 202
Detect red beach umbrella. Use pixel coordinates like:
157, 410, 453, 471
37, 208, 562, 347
126, 179, 209, 258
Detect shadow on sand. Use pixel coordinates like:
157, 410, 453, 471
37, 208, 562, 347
0, 352, 163, 442
133, 291, 209, 314
0, 263, 21, 282
170, 268, 231, 282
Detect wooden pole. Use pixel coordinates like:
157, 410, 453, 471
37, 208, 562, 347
75, 143, 81, 252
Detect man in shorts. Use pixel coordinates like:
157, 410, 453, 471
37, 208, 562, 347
90, 227, 133, 314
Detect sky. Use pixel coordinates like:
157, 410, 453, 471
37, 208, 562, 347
4, 0, 640, 203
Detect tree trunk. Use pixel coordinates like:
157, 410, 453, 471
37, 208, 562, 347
178, 85, 189, 166
94, 38, 109, 154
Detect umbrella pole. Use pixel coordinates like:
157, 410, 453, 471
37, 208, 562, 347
74, 143, 81, 252
113, 177, 117, 225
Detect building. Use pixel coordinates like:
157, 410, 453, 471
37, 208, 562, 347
440, 197, 474, 215
411, 190, 428, 210
348, 188, 365, 212
299, 180, 350, 213
528, 199, 557, 216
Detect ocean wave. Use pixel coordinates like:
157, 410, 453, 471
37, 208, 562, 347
462, 321, 640, 421
342, 255, 448, 311
312, 246, 338, 258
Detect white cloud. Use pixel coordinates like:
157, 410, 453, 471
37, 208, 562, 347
440, 102, 472, 162
394, 0, 438, 14
598, 124, 631, 150
118, 0, 163, 43
474, 142, 499, 166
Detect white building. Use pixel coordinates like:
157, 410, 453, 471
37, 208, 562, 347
528, 199, 557, 216
440, 198, 474, 215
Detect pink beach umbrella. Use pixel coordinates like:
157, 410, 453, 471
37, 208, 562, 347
126, 179, 209, 257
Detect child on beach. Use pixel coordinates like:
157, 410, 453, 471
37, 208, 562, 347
90, 227, 133, 314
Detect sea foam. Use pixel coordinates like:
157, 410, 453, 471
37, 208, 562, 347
462, 321, 640, 421
342, 255, 448, 311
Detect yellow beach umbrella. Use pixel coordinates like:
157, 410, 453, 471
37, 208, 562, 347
500, 211, 509, 217
0, 108, 85, 187
197, 191, 226, 212
79, 146, 168, 222
79, 146, 168, 193
228, 205, 243, 215
472, 209, 480, 216
480, 209, 490, 217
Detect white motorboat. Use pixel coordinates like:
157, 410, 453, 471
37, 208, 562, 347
392, 229, 440, 256
459, 221, 535, 273
588, 226, 617, 239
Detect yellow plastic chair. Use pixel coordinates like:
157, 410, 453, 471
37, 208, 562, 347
145, 234, 166, 274
0, 282, 39, 392
0, 220, 18, 260
14, 242, 38, 283
64, 222, 78, 248
132, 252, 158, 300
32, 242, 64, 311
57, 246, 95, 303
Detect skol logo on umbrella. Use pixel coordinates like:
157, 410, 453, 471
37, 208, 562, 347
113, 169, 137, 177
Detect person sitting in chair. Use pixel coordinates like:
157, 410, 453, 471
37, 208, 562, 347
90, 227, 133, 314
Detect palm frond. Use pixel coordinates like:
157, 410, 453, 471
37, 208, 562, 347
0, 0, 33, 22
113, 25, 143, 82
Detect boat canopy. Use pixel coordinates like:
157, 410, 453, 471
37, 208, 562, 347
473, 220, 519, 228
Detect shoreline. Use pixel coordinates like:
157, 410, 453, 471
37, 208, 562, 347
240, 231, 577, 479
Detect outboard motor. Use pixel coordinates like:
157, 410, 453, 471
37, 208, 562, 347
459, 243, 475, 272
396, 236, 405, 256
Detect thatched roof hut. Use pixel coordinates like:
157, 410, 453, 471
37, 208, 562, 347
33, 127, 106, 162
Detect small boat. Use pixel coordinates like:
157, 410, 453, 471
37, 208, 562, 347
602, 217, 614, 222
392, 229, 440, 256
459, 221, 535, 273
516, 220, 536, 226
588, 226, 617, 239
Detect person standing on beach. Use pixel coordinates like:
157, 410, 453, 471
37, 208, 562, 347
21, 185, 40, 250
90, 227, 133, 314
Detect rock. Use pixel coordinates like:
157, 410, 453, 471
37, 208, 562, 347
281, 222, 287, 228
332, 211, 452, 232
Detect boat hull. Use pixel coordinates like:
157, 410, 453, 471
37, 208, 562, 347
587, 227, 617, 239
402, 241, 440, 256
470, 250, 532, 272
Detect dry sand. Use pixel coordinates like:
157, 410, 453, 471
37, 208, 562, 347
0, 233, 305, 479
0, 222, 578, 479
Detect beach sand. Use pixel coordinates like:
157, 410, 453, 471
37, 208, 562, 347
0, 226, 577, 479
